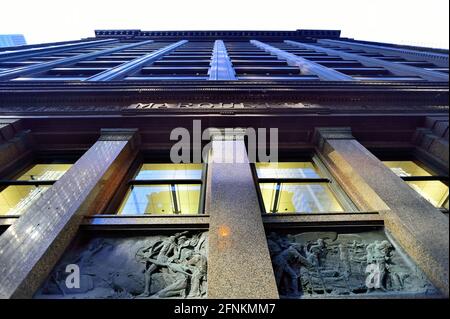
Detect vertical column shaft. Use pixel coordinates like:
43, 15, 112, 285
285, 40, 449, 81
0, 38, 118, 62
319, 39, 449, 68
0, 128, 140, 298
314, 127, 449, 296
206, 137, 278, 298
0, 40, 155, 81
208, 40, 237, 80
250, 40, 355, 81
86, 40, 188, 81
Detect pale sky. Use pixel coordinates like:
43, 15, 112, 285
1, 0, 449, 49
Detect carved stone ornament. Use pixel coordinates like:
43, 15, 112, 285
34, 231, 208, 299
267, 229, 439, 298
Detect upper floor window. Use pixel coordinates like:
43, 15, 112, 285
254, 159, 354, 214
0, 163, 72, 216
116, 163, 205, 215
383, 160, 449, 210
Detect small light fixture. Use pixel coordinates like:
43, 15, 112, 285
218, 225, 231, 238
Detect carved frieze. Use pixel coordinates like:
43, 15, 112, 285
267, 229, 439, 298
34, 231, 208, 299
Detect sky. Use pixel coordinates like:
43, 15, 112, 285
1, 0, 449, 49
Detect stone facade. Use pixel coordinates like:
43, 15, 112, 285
0, 29, 448, 299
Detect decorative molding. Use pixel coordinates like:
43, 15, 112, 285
0, 81, 447, 106
93, 29, 342, 40
0, 103, 448, 116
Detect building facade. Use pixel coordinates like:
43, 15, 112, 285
0, 29, 448, 299
0, 34, 26, 48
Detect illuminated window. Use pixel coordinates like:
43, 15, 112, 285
117, 163, 204, 215
255, 161, 351, 213
0, 163, 72, 216
383, 161, 449, 209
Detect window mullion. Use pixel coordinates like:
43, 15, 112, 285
170, 183, 181, 214
128, 179, 202, 185
401, 175, 449, 182
271, 182, 281, 213
257, 177, 330, 183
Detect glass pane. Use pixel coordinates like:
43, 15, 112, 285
16, 164, 72, 181
383, 161, 433, 177
0, 185, 50, 215
407, 180, 449, 208
134, 163, 203, 180
117, 184, 201, 215
259, 182, 344, 213
256, 162, 322, 178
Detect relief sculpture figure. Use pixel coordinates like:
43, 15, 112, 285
267, 231, 438, 298
136, 231, 208, 298
365, 240, 393, 292
136, 231, 189, 297
273, 245, 312, 296
35, 231, 208, 299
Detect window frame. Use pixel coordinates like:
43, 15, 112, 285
109, 160, 208, 216
252, 154, 357, 214
382, 158, 449, 212
0, 160, 75, 216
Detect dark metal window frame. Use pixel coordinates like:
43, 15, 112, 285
399, 170, 449, 212
115, 161, 208, 216
251, 154, 357, 214
374, 149, 449, 212
0, 157, 77, 217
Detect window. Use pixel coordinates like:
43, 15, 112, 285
254, 159, 353, 213
117, 163, 205, 215
0, 163, 72, 216
383, 161, 449, 210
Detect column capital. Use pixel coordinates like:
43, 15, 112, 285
99, 128, 139, 141
313, 127, 354, 148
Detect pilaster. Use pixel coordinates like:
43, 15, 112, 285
314, 127, 449, 296
0, 128, 140, 298
206, 135, 279, 298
